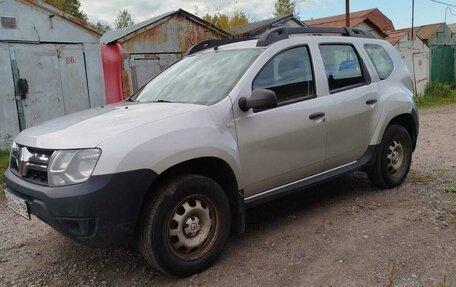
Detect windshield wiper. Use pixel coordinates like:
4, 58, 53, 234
152, 100, 173, 103
126, 97, 137, 102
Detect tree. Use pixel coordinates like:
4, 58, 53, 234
114, 9, 134, 30
217, 14, 230, 31
273, 0, 296, 17
229, 11, 249, 28
95, 21, 112, 33
202, 11, 249, 31
202, 13, 213, 23
44, 0, 88, 21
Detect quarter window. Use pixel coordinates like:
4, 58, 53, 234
364, 44, 394, 79
253, 46, 314, 104
320, 44, 366, 91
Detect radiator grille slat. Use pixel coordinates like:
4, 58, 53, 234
10, 145, 53, 185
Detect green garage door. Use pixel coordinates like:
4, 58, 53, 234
431, 46, 455, 83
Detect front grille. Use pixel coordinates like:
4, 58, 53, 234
10, 145, 53, 185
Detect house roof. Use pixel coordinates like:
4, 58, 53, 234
303, 8, 394, 32
393, 23, 445, 44
230, 14, 304, 37
448, 23, 456, 33
386, 30, 409, 45
101, 9, 230, 44
20, 0, 102, 35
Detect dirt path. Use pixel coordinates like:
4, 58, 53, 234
1, 105, 456, 287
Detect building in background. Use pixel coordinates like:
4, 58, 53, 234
303, 8, 394, 39
387, 31, 429, 95
394, 23, 456, 83
101, 9, 230, 100
0, 0, 105, 145
231, 14, 305, 38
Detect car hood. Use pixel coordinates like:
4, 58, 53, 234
15, 102, 205, 149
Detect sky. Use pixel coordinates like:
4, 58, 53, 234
79, 0, 456, 29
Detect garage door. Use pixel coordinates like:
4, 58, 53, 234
9, 43, 90, 130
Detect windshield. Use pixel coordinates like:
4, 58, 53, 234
132, 49, 263, 105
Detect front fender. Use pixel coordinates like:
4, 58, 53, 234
93, 98, 244, 189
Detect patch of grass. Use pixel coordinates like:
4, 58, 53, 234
435, 167, 450, 178
416, 82, 456, 108
416, 95, 456, 108
435, 277, 455, 287
445, 181, 456, 194
0, 150, 9, 200
409, 170, 434, 185
450, 216, 456, 225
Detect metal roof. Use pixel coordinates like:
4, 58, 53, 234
393, 23, 445, 44
20, 0, 102, 36
230, 14, 304, 37
303, 8, 394, 32
448, 23, 456, 33
101, 9, 230, 44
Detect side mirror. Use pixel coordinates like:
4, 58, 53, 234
239, 88, 278, 112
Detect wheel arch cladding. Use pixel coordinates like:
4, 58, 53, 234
141, 156, 245, 234
387, 112, 418, 151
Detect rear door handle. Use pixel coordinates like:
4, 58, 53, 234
309, 112, 325, 120
366, 99, 377, 105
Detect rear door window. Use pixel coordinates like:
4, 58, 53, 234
319, 44, 368, 92
364, 44, 394, 80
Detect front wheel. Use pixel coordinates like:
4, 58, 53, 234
137, 174, 231, 276
368, 124, 413, 188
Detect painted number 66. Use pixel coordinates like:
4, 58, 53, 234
65, 56, 75, 65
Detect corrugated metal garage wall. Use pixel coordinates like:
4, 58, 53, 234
119, 15, 227, 96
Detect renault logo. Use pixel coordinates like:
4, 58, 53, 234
17, 147, 32, 177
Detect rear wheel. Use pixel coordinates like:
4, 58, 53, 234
368, 125, 412, 188
137, 174, 231, 276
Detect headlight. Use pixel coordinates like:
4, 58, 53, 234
48, 149, 101, 187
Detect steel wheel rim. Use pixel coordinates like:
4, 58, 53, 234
167, 194, 218, 261
386, 138, 406, 177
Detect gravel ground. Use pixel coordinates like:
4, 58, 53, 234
1, 105, 456, 287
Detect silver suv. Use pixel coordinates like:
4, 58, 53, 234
4, 27, 419, 276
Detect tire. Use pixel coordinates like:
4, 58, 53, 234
368, 124, 412, 188
137, 174, 231, 276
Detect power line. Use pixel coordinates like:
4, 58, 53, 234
448, 7, 456, 15
430, 0, 456, 8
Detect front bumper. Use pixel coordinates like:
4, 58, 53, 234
3, 168, 157, 247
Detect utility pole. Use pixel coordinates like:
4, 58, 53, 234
345, 0, 350, 27
411, 0, 415, 39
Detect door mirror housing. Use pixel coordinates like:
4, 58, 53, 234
239, 89, 278, 112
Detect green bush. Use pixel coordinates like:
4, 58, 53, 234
425, 82, 454, 98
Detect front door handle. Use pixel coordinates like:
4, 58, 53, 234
309, 112, 325, 120
366, 99, 377, 105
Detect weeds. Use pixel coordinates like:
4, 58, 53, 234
0, 149, 9, 199
445, 181, 456, 194
409, 170, 434, 185
435, 276, 455, 287
425, 82, 453, 98
416, 82, 456, 108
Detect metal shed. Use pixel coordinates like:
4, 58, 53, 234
387, 31, 430, 95
0, 0, 106, 145
396, 23, 456, 83
101, 9, 230, 98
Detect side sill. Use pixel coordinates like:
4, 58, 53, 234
244, 145, 378, 208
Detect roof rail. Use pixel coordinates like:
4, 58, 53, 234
257, 26, 376, 47
187, 38, 254, 55
186, 27, 375, 55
